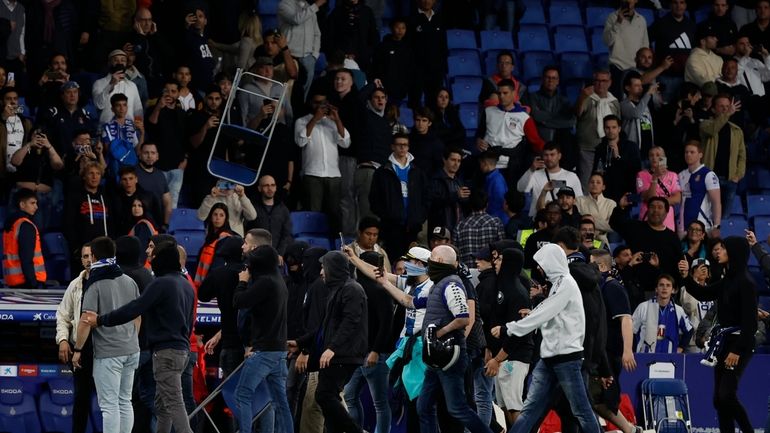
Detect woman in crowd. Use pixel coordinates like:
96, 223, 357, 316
682, 220, 708, 262
430, 88, 465, 149
128, 198, 158, 265
194, 202, 234, 287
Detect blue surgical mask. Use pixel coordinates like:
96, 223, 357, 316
404, 261, 427, 276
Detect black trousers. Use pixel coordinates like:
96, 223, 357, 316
72, 345, 95, 433
315, 363, 362, 433
714, 352, 753, 433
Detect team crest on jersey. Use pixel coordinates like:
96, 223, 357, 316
507, 116, 521, 131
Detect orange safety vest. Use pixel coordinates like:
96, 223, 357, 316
2, 217, 47, 286
193, 231, 231, 287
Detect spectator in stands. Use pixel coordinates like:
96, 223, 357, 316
101, 94, 144, 179
127, 198, 157, 263
676, 257, 714, 353
113, 165, 162, 235
369, 133, 427, 261
73, 236, 141, 433
702, 0, 738, 57
147, 79, 187, 209
187, 86, 223, 205
453, 190, 504, 267
64, 130, 106, 188
612, 245, 644, 307
682, 220, 710, 263
249, 175, 293, 259
409, 106, 445, 176
627, 47, 674, 88
576, 173, 616, 245
430, 88, 465, 149
610, 196, 682, 291
632, 274, 694, 353
521, 66, 576, 147
0, 88, 32, 179
64, 161, 112, 273
603, 0, 649, 91
620, 73, 657, 158
480, 51, 526, 104
354, 87, 391, 221
278, 0, 323, 98
699, 94, 746, 219
2, 188, 45, 288
0, 0, 24, 79
172, 65, 198, 112
124, 48, 149, 108
427, 226, 451, 250
208, 13, 263, 73
715, 59, 752, 127
9, 126, 63, 231
197, 181, 256, 237
408, 0, 447, 106
372, 18, 412, 103
523, 201, 562, 271
347, 216, 392, 270
238, 57, 283, 129
502, 189, 526, 240
183, 7, 215, 93
578, 218, 604, 250
576, 70, 620, 188
678, 141, 721, 237
685, 23, 724, 87
55, 242, 93, 433
648, 0, 696, 100
637, 146, 681, 231
477, 150, 507, 225
735, 35, 770, 97
36, 53, 72, 109
92, 49, 144, 125
193, 202, 234, 287
477, 79, 545, 181
323, 0, 378, 73
126, 8, 174, 99
91, 240, 195, 433
548, 187, 582, 229
135, 142, 172, 229
655, 83, 702, 172
518, 142, 583, 218
233, 245, 293, 433
426, 147, 467, 232
740, 0, 770, 50
295, 90, 350, 225
38, 81, 97, 157
255, 31, 300, 88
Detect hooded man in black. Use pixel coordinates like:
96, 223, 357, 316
283, 240, 309, 418
312, 250, 368, 433
684, 236, 757, 433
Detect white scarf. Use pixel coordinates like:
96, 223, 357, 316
590, 93, 618, 138
90, 257, 117, 270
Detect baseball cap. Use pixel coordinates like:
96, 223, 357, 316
60, 81, 80, 92
401, 246, 431, 264
473, 247, 492, 262
696, 23, 718, 42
701, 81, 718, 97
556, 186, 576, 198
254, 56, 274, 67
108, 49, 128, 59
430, 226, 451, 240
691, 258, 710, 269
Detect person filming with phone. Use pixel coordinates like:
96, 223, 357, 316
636, 146, 681, 231
92, 49, 144, 125
603, 0, 649, 95
196, 179, 257, 237
517, 142, 583, 218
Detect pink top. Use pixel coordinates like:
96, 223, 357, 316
636, 170, 680, 231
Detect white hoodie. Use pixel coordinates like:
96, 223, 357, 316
505, 244, 586, 359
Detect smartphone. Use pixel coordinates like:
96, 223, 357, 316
552, 179, 567, 189
659, 156, 667, 168
7, 72, 14, 82
76, 145, 92, 155
626, 192, 641, 206
376, 253, 385, 273
216, 180, 236, 190
338, 232, 345, 251
44, 70, 58, 79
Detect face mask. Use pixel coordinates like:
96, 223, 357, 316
426, 260, 457, 283
404, 261, 426, 277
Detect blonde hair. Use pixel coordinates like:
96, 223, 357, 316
240, 14, 264, 46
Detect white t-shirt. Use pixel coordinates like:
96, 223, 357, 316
517, 167, 584, 216
5, 115, 24, 172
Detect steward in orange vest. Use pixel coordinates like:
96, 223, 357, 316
2, 189, 46, 288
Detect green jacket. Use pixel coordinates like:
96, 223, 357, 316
699, 113, 746, 181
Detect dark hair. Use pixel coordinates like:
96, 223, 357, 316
543, 141, 561, 152
603, 114, 621, 126
109, 93, 128, 105
204, 203, 232, 243
13, 188, 36, 206
214, 71, 234, 83
496, 50, 515, 64
680, 82, 701, 98
118, 165, 137, 177
358, 216, 381, 232
589, 171, 605, 182
647, 196, 670, 212
246, 228, 272, 247
579, 218, 595, 228
713, 93, 732, 105
151, 240, 181, 275
90, 236, 116, 260
392, 132, 409, 144
335, 68, 354, 81
545, 201, 561, 211
687, 219, 707, 233
497, 79, 517, 91
163, 78, 180, 89
504, 189, 525, 213
413, 106, 434, 122
443, 147, 463, 160
623, 71, 642, 89
542, 65, 560, 76
390, 16, 408, 27
140, 141, 157, 150
49, 52, 67, 65
657, 273, 676, 286
204, 85, 222, 96
552, 226, 581, 250
72, 128, 92, 139
0, 87, 18, 100
469, 189, 489, 212
534, 208, 548, 224
612, 244, 631, 257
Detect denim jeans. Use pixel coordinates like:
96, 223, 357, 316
343, 353, 392, 433
163, 168, 184, 209
136, 350, 157, 432
298, 55, 316, 100
338, 155, 358, 237
153, 348, 192, 433
93, 352, 140, 433
181, 350, 198, 429
472, 356, 495, 426
417, 350, 493, 433
719, 177, 738, 220
510, 359, 600, 433
234, 351, 292, 433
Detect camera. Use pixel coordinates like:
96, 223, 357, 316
76, 145, 92, 155
641, 252, 653, 262
109, 64, 127, 74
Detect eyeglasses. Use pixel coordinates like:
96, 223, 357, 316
688, 227, 704, 233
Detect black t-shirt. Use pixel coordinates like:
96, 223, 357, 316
601, 278, 631, 358
15, 147, 55, 186
147, 105, 188, 171
715, 124, 731, 178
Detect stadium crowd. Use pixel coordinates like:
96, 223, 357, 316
2, 0, 770, 432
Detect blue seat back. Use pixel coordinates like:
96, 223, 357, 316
450, 77, 482, 104
586, 7, 613, 28
446, 29, 477, 50
748, 194, 770, 219
295, 236, 333, 250
559, 52, 593, 82
521, 52, 555, 82
458, 103, 478, 138
290, 211, 330, 237
590, 29, 609, 54
480, 30, 514, 53
720, 216, 748, 238
517, 25, 551, 52
399, 105, 414, 128
176, 230, 206, 260
42, 232, 70, 284
169, 208, 204, 233
549, 2, 583, 26
0, 378, 42, 433
519, 2, 546, 24
554, 25, 588, 53
39, 378, 76, 433
447, 53, 482, 78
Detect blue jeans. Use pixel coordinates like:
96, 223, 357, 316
719, 177, 738, 220
163, 168, 184, 209
343, 353, 392, 433
298, 55, 316, 99
417, 350, 493, 433
137, 350, 157, 432
93, 352, 140, 433
473, 356, 495, 426
509, 359, 600, 433
234, 351, 292, 433
181, 351, 198, 429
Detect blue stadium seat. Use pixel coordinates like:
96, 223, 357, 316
749, 166, 770, 192
175, 230, 206, 260
261, 15, 278, 31
458, 103, 479, 138
549, 2, 583, 26
757, 218, 770, 243
521, 52, 555, 82
296, 236, 333, 250
517, 25, 552, 52
636, 8, 656, 24
290, 211, 330, 237
39, 378, 80, 433
519, 2, 546, 25
563, 83, 584, 105
586, 7, 613, 28
90, 393, 102, 433
0, 378, 42, 433
753, 269, 769, 295
169, 208, 204, 233
42, 232, 70, 284
554, 26, 589, 53
334, 236, 356, 250
480, 30, 514, 53
527, 83, 541, 94
720, 217, 748, 238
694, 6, 710, 23
399, 106, 414, 128
591, 29, 609, 54
484, 52, 499, 76
451, 77, 483, 104
560, 52, 593, 82
257, 0, 279, 15
748, 194, 770, 219
594, 53, 610, 69
729, 195, 745, 217
447, 53, 482, 78
446, 29, 477, 51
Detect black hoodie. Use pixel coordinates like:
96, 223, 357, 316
296, 247, 329, 371
685, 236, 758, 356
116, 235, 154, 350
284, 241, 309, 340
233, 245, 288, 351
493, 249, 534, 363
568, 252, 611, 377
2, 210, 41, 288
359, 251, 395, 354
198, 236, 245, 350
318, 251, 368, 364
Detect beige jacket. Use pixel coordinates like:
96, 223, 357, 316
55, 270, 87, 345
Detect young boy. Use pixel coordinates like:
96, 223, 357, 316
632, 274, 694, 353
173, 65, 198, 111
103, 93, 143, 181
2, 188, 46, 288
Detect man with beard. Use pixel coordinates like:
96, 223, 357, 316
592, 115, 641, 201
523, 201, 562, 271
187, 86, 224, 205
135, 143, 172, 229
